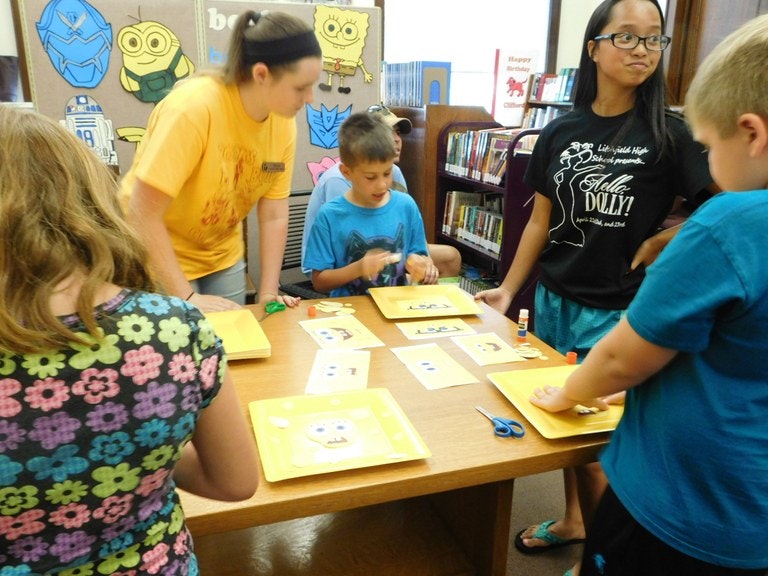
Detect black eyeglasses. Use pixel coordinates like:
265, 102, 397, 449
593, 32, 671, 52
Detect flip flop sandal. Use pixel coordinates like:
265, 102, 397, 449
514, 520, 586, 555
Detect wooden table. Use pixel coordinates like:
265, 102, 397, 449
181, 295, 609, 575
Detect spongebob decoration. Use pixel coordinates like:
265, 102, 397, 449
314, 5, 372, 94
117, 19, 195, 104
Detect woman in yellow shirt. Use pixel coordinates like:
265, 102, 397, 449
120, 10, 322, 311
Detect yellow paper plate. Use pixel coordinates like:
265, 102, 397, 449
205, 309, 271, 360
488, 365, 624, 439
368, 284, 484, 319
249, 388, 431, 482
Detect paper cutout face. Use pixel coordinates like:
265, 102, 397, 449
305, 418, 357, 447
314, 5, 372, 94
306, 103, 351, 149
36, 0, 113, 88
117, 20, 195, 103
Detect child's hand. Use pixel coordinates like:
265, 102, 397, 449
529, 385, 609, 413
405, 254, 438, 284
359, 250, 401, 281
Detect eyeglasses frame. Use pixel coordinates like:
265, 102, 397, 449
593, 32, 671, 52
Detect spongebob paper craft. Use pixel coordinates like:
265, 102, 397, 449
396, 318, 476, 341
314, 5, 373, 94
451, 333, 526, 366
390, 343, 479, 390
117, 19, 195, 104
36, 0, 113, 88
60, 95, 118, 166
305, 349, 371, 394
306, 103, 351, 149
300, 315, 384, 350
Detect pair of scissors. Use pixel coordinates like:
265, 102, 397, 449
475, 406, 525, 438
259, 300, 286, 321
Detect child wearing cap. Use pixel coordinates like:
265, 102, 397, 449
530, 13, 768, 575
304, 112, 438, 296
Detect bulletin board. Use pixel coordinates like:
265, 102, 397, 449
13, 0, 381, 192
14, 0, 203, 175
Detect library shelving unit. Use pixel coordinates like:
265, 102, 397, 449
436, 121, 541, 320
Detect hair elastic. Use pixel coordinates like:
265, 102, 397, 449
243, 30, 322, 66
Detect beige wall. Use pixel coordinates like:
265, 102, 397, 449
556, 0, 603, 70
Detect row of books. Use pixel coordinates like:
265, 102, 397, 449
458, 265, 498, 296
442, 190, 504, 255
521, 105, 570, 129
443, 127, 535, 185
381, 60, 451, 107
529, 68, 578, 103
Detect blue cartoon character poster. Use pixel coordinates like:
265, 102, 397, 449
18, 0, 201, 176
35, 0, 113, 88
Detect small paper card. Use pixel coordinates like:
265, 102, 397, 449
390, 343, 480, 390
451, 332, 525, 366
299, 314, 385, 350
305, 349, 371, 394
395, 318, 476, 340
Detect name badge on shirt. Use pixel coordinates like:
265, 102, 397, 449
262, 162, 285, 172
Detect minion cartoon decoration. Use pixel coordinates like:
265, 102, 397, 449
35, 0, 113, 88
117, 19, 195, 104
314, 5, 373, 94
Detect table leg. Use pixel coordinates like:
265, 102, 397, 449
428, 480, 515, 576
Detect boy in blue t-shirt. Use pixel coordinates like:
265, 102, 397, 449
530, 14, 768, 575
304, 112, 438, 297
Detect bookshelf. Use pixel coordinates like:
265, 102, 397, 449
521, 69, 575, 129
436, 122, 541, 319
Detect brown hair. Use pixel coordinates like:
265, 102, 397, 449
223, 10, 320, 84
0, 107, 155, 353
338, 113, 397, 168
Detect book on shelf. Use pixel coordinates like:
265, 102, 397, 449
382, 60, 451, 106
442, 190, 482, 236
491, 49, 540, 128
459, 265, 498, 296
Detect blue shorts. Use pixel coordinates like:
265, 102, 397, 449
190, 259, 246, 306
533, 283, 624, 362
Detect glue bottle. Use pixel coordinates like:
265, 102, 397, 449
516, 308, 529, 342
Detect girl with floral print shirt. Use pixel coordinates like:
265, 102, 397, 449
0, 107, 258, 575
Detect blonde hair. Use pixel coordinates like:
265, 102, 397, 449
0, 107, 155, 353
685, 13, 768, 137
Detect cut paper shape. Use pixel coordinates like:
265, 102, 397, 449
307, 155, 341, 186
314, 5, 373, 94
60, 94, 118, 166
305, 349, 370, 394
390, 343, 479, 390
300, 314, 384, 350
306, 103, 351, 148
451, 332, 525, 366
395, 318, 476, 340
117, 19, 195, 103
36, 0, 113, 88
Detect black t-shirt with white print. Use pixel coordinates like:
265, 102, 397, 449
524, 106, 712, 309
